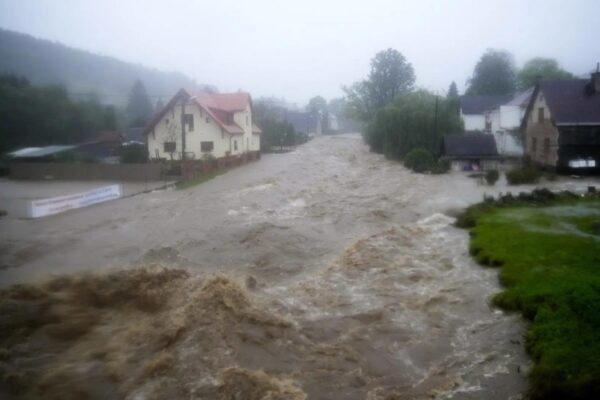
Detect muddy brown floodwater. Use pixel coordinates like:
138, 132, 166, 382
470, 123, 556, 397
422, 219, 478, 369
4, 134, 598, 399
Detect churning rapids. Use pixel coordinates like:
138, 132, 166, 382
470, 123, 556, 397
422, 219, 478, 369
0, 134, 547, 399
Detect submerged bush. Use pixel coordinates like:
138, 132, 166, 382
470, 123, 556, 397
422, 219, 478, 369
404, 148, 434, 173
506, 166, 540, 185
485, 170, 500, 185
431, 159, 450, 174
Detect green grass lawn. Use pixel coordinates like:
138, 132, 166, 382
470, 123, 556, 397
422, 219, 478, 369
465, 201, 600, 399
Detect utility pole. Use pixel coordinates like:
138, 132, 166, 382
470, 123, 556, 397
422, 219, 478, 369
434, 96, 439, 149
180, 93, 187, 161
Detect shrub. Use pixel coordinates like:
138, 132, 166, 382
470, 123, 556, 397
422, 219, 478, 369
506, 166, 541, 185
485, 170, 500, 185
431, 159, 450, 174
120, 144, 148, 164
404, 148, 434, 173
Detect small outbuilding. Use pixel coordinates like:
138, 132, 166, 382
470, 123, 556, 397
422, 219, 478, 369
441, 134, 499, 171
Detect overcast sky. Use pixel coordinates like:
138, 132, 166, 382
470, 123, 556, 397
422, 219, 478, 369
0, 0, 599, 105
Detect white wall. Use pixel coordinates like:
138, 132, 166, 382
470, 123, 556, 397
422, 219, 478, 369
148, 102, 231, 160
148, 99, 260, 160
462, 114, 486, 131
499, 105, 522, 130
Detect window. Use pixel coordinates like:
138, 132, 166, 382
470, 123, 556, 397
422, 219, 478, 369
538, 107, 545, 123
201, 141, 214, 152
164, 141, 176, 153
543, 138, 550, 155
206, 117, 210, 123
531, 137, 537, 153
155, 149, 159, 159
234, 140, 238, 151
485, 120, 491, 131
246, 115, 249, 126
165, 118, 169, 125
183, 114, 194, 131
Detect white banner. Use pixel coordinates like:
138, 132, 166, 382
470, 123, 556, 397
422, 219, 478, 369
30, 184, 121, 218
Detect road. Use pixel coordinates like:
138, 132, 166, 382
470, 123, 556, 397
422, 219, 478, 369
6, 133, 593, 398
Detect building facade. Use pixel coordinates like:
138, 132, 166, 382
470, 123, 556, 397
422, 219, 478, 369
523, 73, 600, 173
144, 90, 261, 161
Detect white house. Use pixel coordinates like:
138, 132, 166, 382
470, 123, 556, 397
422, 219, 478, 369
144, 89, 261, 160
459, 90, 532, 157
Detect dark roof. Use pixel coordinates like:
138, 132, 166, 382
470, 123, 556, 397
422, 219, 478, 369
442, 134, 498, 158
538, 79, 600, 125
460, 94, 513, 114
95, 130, 124, 143
125, 127, 145, 143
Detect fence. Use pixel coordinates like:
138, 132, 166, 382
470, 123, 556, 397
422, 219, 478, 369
9, 162, 163, 181
9, 151, 262, 182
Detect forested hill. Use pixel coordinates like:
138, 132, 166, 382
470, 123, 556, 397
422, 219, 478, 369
0, 28, 204, 106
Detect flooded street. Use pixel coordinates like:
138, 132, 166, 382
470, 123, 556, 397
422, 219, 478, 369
0, 134, 556, 399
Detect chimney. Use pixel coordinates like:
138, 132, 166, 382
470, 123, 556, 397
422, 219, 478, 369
592, 62, 600, 93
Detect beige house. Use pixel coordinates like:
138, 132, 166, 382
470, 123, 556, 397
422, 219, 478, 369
144, 89, 261, 160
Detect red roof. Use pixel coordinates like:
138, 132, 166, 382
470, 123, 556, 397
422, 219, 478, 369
143, 89, 252, 135
195, 92, 250, 112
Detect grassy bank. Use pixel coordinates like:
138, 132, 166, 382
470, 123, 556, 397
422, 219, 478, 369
458, 192, 600, 399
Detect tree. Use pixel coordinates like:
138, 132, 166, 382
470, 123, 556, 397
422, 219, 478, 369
0, 74, 118, 154
307, 96, 327, 114
517, 57, 574, 90
466, 49, 516, 95
343, 48, 415, 121
365, 90, 463, 157
447, 81, 460, 115
368, 48, 415, 109
126, 79, 153, 127
447, 81, 459, 98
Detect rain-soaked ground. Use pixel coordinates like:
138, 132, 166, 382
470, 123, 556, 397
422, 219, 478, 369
2, 134, 600, 399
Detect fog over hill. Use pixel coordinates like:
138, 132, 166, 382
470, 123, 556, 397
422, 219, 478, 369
0, 28, 212, 106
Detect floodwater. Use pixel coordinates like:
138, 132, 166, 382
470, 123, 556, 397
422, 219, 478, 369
3, 134, 598, 399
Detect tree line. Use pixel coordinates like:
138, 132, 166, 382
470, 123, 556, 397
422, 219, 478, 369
0, 74, 157, 155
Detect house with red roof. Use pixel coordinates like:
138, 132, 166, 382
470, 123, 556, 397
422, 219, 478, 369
144, 89, 261, 160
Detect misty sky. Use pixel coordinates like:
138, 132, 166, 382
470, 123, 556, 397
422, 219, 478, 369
0, 0, 599, 105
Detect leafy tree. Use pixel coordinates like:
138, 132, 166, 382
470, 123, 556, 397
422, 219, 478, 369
126, 79, 153, 127
447, 81, 459, 98
368, 48, 415, 109
307, 96, 327, 113
447, 81, 460, 114
404, 148, 434, 173
102, 106, 118, 130
343, 48, 415, 121
466, 49, 516, 95
517, 57, 574, 90
343, 81, 374, 122
259, 118, 297, 150
0, 74, 117, 154
365, 90, 463, 157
